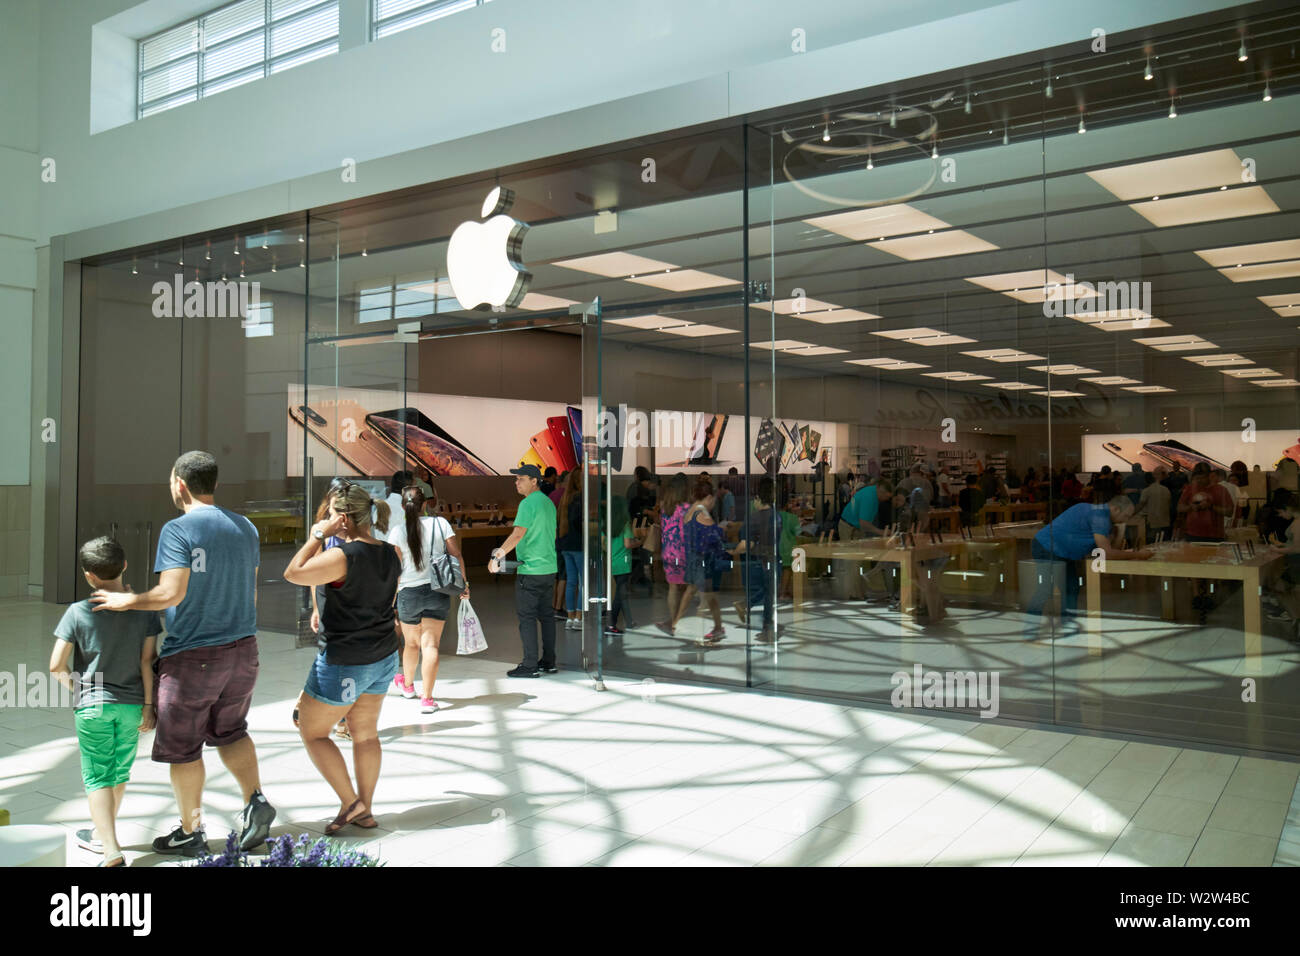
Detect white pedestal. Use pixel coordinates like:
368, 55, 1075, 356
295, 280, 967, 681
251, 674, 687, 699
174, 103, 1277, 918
0, 824, 68, 866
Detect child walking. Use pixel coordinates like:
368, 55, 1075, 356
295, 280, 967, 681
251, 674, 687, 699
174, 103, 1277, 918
50, 537, 161, 867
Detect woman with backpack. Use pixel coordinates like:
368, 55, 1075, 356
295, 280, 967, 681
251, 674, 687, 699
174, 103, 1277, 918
386, 486, 468, 714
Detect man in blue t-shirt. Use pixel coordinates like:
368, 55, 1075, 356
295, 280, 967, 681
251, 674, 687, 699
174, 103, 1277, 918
90, 451, 274, 856
1024, 495, 1151, 639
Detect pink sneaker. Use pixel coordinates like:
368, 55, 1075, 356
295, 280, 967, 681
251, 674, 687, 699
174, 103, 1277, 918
393, 674, 406, 694
420, 698, 439, 714
394, 675, 416, 699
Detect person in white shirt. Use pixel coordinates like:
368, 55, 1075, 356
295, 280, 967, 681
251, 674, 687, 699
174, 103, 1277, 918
1214, 468, 1241, 527
385, 471, 413, 523
386, 486, 467, 713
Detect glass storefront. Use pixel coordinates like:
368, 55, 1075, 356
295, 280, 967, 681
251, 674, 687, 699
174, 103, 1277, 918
71, 6, 1300, 754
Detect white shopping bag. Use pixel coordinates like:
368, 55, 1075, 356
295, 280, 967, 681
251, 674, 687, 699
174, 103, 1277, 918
456, 598, 488, 655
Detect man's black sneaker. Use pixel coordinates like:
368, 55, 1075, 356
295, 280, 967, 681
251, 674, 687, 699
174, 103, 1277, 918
507, 665, 540, 678
76, 827, 103, 854
152, 824, 208, 857
538, 663, 558, 674
238, 789, 277, 851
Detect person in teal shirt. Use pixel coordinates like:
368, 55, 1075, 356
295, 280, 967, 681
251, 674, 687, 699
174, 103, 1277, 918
838, 480, 890, 541
491, 465, 558, 677
778, 491, 799, 599
605, 496, 639, 635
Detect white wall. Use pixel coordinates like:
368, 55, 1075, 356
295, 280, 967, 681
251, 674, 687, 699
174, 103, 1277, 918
2, 0, 39, 488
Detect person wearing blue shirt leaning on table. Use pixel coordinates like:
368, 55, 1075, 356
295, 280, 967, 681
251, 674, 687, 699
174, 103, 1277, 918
1023, 494, 1152, 641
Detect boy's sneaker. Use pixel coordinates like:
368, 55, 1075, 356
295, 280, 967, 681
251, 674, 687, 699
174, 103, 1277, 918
420, 697, 439, 714
538, 662, 558, 674
152, 823, 208, 857
76, 827, 103, 854
507, 665, 540, 678
604, 625, 623, 635
237, 790, 277, 851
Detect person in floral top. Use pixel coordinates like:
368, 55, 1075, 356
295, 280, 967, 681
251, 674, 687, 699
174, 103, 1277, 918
655, 474, 690, 636
673, 478, 728, 642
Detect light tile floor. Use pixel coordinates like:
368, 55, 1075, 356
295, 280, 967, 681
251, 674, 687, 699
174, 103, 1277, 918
1, 596, 1297, 866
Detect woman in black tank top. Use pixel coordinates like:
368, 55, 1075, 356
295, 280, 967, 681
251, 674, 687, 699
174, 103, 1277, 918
284, 482, 400, 834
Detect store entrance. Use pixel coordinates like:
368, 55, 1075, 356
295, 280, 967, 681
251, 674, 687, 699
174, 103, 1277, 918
296, 297, 607, 675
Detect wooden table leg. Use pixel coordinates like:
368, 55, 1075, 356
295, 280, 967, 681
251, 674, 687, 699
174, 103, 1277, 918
1242, 567, 1263, 675
900, 558, 915, 618
1160, 577, 1175, 621
793, 558, 804, 629
1085, 564, 1102, 657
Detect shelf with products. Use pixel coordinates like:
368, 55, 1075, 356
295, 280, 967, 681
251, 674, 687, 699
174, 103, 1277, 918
984, 452, 1009, 477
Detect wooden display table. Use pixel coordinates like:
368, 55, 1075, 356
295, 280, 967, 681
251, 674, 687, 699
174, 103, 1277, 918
928, 507, 961, 533
1085, 543, 1282, 671
244, 510, 303, 545
980, 501, 1047, 524
792, 537, 955, 621
450, 525, 514, 539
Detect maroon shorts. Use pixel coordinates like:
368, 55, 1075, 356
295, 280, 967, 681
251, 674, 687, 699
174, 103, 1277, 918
153, 636, 259, 764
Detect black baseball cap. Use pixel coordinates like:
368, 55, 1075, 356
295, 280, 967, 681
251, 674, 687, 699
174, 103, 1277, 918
510, 464, 542, 480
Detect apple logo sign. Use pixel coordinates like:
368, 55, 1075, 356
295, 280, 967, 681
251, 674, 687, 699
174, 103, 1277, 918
447, 186, 532, 310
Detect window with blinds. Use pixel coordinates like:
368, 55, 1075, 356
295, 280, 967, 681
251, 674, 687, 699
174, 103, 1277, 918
138, 0, 340, 118
372, 0, 492, 41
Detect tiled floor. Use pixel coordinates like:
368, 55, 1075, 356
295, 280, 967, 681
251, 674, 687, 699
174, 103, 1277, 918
1, 595, 1297, 866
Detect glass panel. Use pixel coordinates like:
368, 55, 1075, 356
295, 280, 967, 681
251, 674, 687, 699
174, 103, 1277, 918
76, 255, 184, 601
203, 65, 265, 97
740, 9, 1300, 756
270, 4, 339, 56
270, 40, 337, 73
175, 218, 312, 634
747, 66, 1055, 717
1041, 38, 1300, 753
374, 0, 477, 38
141, 55, 198, 104
140, 89, 199, 118
204, 32, 265, 81
202, 0, 265, 48
273, 0, 333, 21
140, 20, 199, 72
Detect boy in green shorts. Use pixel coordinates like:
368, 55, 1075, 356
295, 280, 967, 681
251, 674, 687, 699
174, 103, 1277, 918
49, 537, 161, 867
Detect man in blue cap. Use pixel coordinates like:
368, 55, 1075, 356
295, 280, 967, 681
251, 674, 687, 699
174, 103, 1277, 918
490, 465, 558, 677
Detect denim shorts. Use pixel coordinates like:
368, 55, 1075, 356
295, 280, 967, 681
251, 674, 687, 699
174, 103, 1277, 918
396, 584, 451, 624
304, 650, 399, 707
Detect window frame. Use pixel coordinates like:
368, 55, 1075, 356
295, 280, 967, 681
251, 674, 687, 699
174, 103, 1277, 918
137, 0, 340, 119
370, 0, 490, 41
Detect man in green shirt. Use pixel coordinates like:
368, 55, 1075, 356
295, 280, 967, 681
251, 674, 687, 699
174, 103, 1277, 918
491, 465, 558, 677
